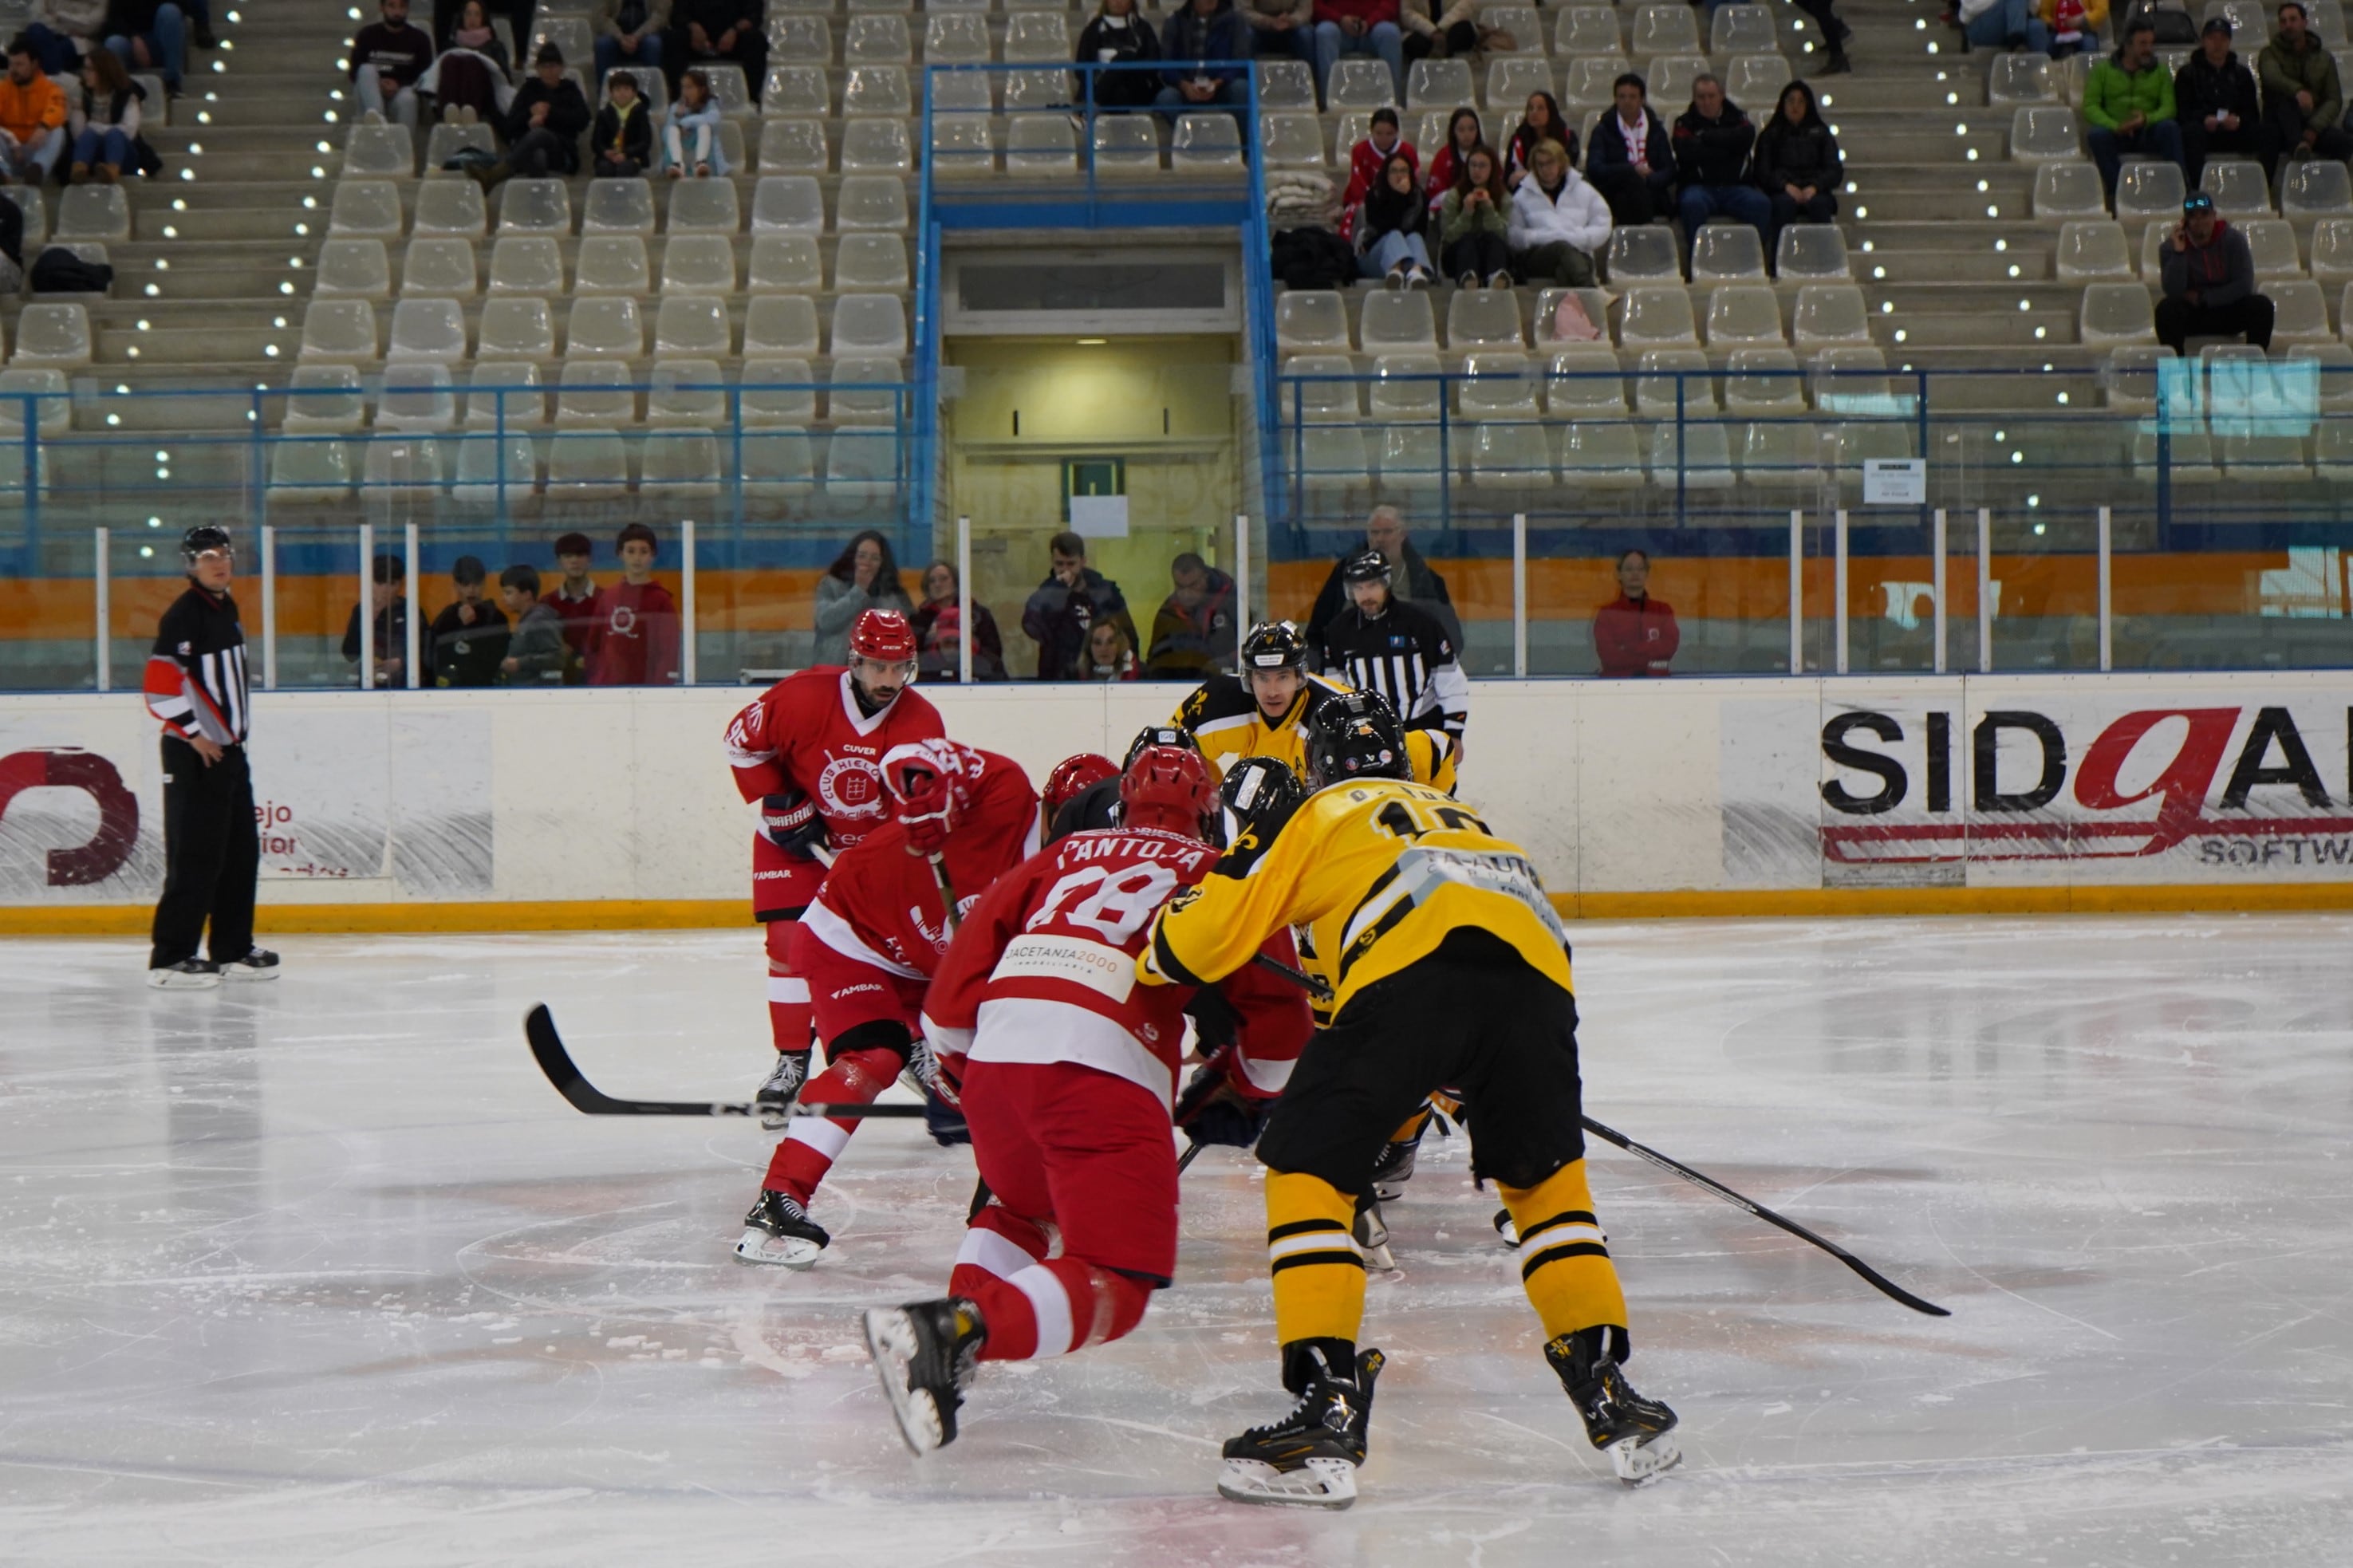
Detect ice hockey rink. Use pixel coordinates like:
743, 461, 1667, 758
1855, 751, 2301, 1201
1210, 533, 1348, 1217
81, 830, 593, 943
4, 915, 2350, 1567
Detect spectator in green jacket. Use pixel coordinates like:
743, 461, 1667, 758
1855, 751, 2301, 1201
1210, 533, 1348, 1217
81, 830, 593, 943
2258, 1, 2351, 160
2084, 18, 2185, 202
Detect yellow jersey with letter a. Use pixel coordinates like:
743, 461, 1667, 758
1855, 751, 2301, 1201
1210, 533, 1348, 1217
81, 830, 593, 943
1141, 777, 1568, 1017
1173, 672, 1457, 795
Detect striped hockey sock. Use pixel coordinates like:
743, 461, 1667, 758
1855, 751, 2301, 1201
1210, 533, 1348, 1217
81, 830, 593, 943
966, 1260, 1151, 1362
1264, 1171, 1366, 1347
1500, 1159, 1629, 1341
763, 1045, 901, 1201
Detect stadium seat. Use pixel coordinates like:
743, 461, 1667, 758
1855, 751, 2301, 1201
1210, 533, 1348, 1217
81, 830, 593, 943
1647, 56, 1710, 106
315, 238, 392, 299
385, 297, 468, 363
845, 14, 912, 62
2130, 420, 2220, 482
2241, 219, 2304, 279
1553, 6, 1621, 53
758, 119, 829, 173
1007, 72, 1072, 112
326, 180, 402, 239
924, 11, 991, 61
1632, 3, 1701, 53
544, 427, 632, 497
1617, 285, 1699, 347
826, 425, 904, 498
566, 297, 644, 358
2079, 282, 2158, 345
830, 357, 907, 423
2116, 160, 2189, 223
1469, 421, 1554, 487
477, 296, 556, 360
424, 122, 495, 171
1634, 348, 1716, 416
267, 435, 353, 500
653, 296, 732, 358
1534, 287, 1614, 346
555, 362, 637, 427
1987, 53, 2057, 105
837, 176, 910, 230
763, 65, 830, 116
751, 175, 827, 233
1296, 427, 1374, 508
1406, 58, 1473, 109
1282, 354, 1360, 423
1457, 353, 1539, 417
449, 429, 538, 502
574, 236, 652, 296
1260, 112, 1327, 169
2032, 160, 2107, 218
1562, 57, 1623, 112
1276, 291, 1352, 351
1375, 424, 1448, 490
1775, 225, 1850, 281
843, 65, 912, 116
742, 426, 818, 493
742, 357, 820, 426
1791, 285, 1872, 349
2056, 220, 2134, 281
581, 180, 657, 237
343, 118, 415, 179
2009, 105, 2083, 162
1723, 53, 1791, 105
376, 362, 457, 431
1553, 421, 1643, 488
282, 365, 367, 433
832, 294, 910, 357
1543, 346, 1628, 416
843, 117, 915, 174
498, 179, 573, 235
748, 234, 825, 293
297, 298, 378, 364
1004, 12, 1070, 60
1448, 288, 1527, 349
1649, 420, 1736, 488
1607, 226, 1681, 284
745, 294, 824, 357
2099, 345, 2172, 414
2205, 0, 2269, 44
640, 426, 723, 494
1362, 290, 1439, 352
358, 434, 443, 497
1811, 346, 1898, 416
2265, 280, 2332, 345
2201, 158, 2272, 216
1369, 353, 1443, 420
1827, 421, 1914, 488
1093, 115, 1161, 173
1256, 60, 1316, 110
931, 115, 995, 176
401, 237, 479, 297
1489, 57, 1559, 109
1329, 59, 1398, 108
667, 178, 741, 234
487, 235, 565, 296
838, 235, 911, 291
1691, 223, 1768, 283
463, 361, 546, 428
1724, 347, 1807, 416
1173, 114, 1245, 169
661, 235, 738, 296
2280, 157, 2353, 219
1705, 285, 1785, 345
646, 359, 727, 426
1007, 113, 1078, 173
411, 179, 487, 238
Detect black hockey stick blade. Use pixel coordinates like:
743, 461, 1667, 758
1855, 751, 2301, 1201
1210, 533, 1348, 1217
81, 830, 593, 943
1580, 1115, 1951, 1317
524, 1004, 924, 1119
1251, 951, 1332, 1002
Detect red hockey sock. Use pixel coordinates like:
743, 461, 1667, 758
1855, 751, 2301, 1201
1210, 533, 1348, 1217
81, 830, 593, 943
948, 1207, 1052, 1299
763, 1045, 901, 1200
969, 1260, 1151, 1363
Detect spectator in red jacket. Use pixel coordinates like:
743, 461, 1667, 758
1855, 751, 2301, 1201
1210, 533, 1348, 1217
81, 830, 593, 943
1311, 0, 1401, 109
1341, 104, 1416, 208
1592, 548, 1679, 677
546, 530, 603, 681
587, 522, 680, 685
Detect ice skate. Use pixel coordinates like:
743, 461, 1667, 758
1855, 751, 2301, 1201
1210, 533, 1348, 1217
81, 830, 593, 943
1353, 1192, 1397, 1272
220, 948, 280, 981
1547, 1333, 1681, 1486
861, 1297, 985, 1455
1216, 1345, 1384, 1509
1370, 1125, 1423, 1201
147, 959, 220, 990
755, 1048, 811, 1129
734, 1188, 829, 1269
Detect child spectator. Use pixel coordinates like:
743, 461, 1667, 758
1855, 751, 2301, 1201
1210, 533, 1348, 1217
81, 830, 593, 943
546, 532, 602, 680
1438, 143, 1512, 288
104, 0, 190, 93
350, 0, 432, 129
664, 66, 724, 175
910, 559, 1007, 681
1355, 149, 1436, 285
484, 44, 591, 183
665, 0, 765, 100
1078, 618, 1141, 681
428, 554, 511, 687
1022, 531, 1138, 680
814, 529, 915, 665
593, 0, 666, 85
1144, 550, 1237, 677
1422, 104, 1481, 207
341, 553, 412, 689
1075, 0, 1161, 110
1751, 80, 1842, 255
1508, 136, 1609, 286
587, 522, 680, 686
27, 0, 106, 76
1592, 548, 1679, 677
498, 564, 570, 684
593, 68, 652, 175
66, 45, 141, 183
1341, 104, 1415, 208
0, 37, 68, 183
1502, 90, 1572, 190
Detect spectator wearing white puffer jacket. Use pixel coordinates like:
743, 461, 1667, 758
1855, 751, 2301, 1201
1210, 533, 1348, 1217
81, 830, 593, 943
1505, 136, 1610, 286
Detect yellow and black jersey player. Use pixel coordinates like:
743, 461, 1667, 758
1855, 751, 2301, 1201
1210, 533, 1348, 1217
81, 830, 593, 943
1139, 690, 1681, 1510
1173, 621, 1456, 795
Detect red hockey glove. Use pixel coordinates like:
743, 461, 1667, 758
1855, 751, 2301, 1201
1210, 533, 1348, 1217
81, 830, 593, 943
897, 773, 956, 856
762, 790, 828, 861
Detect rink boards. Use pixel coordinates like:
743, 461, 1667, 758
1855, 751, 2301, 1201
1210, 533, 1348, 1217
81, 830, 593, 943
2, 672, 2351, 928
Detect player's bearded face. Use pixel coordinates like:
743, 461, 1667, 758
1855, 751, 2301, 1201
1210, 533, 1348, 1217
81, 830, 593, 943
1246, 667, 1302, 719
852, 654, 916, 704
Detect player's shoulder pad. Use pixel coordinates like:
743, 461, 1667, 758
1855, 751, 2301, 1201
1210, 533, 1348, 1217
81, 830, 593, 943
1303, 672, 1356, 709
1176, 673, 1255, 731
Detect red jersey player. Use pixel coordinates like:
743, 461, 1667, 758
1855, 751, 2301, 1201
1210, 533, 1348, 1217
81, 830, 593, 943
735, 739, 1041, 1267
860, 747, 1314, 1455
723, 609, 944, 1121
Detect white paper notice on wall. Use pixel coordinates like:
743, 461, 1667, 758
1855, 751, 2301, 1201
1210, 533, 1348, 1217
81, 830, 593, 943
1068, 494, 1130, 538
1862, 459, 1926, 506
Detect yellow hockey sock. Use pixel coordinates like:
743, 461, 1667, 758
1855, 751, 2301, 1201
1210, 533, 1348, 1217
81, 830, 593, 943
1385, 1104, 1433, 1144
1264, 1172, 1366, 1346
1500, 1160, 1628, 1341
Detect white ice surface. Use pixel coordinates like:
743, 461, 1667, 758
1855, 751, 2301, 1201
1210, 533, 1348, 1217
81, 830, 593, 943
2, 917, 2351, 1566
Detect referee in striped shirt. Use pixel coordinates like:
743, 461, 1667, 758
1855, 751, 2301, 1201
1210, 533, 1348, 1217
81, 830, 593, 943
1318, 549, 1472, 762
142, 526, 278, 989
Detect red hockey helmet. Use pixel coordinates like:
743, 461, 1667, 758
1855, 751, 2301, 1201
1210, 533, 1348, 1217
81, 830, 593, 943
849, 607, 917, 664
1120, 745, 1219, 840
1042, 752, 1118, 819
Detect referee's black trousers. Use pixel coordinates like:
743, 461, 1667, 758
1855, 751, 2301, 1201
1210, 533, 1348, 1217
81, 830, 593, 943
149, 735, 258, 968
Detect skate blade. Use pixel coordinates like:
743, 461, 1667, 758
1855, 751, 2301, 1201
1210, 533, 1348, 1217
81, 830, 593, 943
1607, 1432, 1683, 1487
861, 1308, 947, 1456
220, 967, 280, 982
1216, 1457, 1358, 1509
146, 971, 219, 990
1372, 1180, 1407, 1202
733, 1227, 823, 1271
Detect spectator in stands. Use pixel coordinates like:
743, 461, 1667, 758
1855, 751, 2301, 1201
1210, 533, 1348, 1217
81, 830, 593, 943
1157, 0, 1250, 122
588, 523, 680, 687
1587, 72, 1676, 227
0, 182, 22, 290
0, 37, 68, 183
350, 0, 432, 129
1439, 143, 1513, 286
667, 0, 762, 103
2178, 17, 2268, 182
1399, 0, 1477, 68
1240, 0, 1313, 62
1023, 531, 1138, 681
1078, 619, 1141, 680
1784, 0, 1853, 74
66, 46, 141, 183
814, 530, 915, 666
104, 0, 190, 92
342, 554, 411, 689
499, 565, 569, 686
479, 44, 590, 186
420, 0, 510, 127
428, 555, 510, 688
1502, 90, 1572, 190
1958, 0, 2051, 53
1592, 549, 1680, 677
1075, 0, 1161, 112
1342, 104, 1413, 207
1355, 149, 1437, 284
1672, 76, 1770, 268
1422, 104, 1481, 207
592, 0, 666, 86
2260, 2, 2350, 161
664, 66, 726, 175
1507, 137, 1610, 286
2085, 19, 2186, 202
26, 0, 104, 77
2036, 0, 2104, 57
1310, 0, 1403, 109
910, 560, 1007, 681
1752, 80, 1842, 254
1306, 504, 1458, 652
2155, 191, 2274, 353
548, 532, 601, 680
592, 68, 652, 175
1145, 551, 1238, 677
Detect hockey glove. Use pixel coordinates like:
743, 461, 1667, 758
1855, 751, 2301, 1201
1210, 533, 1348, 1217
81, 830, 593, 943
762, 790, 829, 861
897, 774, 956, 856
1173, 1062, 1267, 1149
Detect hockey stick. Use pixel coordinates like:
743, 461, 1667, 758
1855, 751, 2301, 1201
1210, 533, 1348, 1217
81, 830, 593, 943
928, 852, 960, 936
526, 1004, 926, 1120
1249, 951, 1332, 1003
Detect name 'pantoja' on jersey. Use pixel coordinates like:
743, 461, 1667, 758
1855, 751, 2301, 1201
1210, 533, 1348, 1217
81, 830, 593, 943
1319, 597, 1470, 739
921, 826, 1314, 1109
1141, 778, 1571, 1018
723, 666, 946, 848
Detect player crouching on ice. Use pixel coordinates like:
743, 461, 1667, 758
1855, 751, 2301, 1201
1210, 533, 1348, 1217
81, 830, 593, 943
861, 746, 1314, 1454
1139, 692, 1681, 1507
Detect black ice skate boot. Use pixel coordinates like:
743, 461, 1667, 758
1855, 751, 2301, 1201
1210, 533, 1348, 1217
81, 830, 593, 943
1216, 1342, 1385, 1509
734, 1188, 830, 1269
219, 947, 280, 981
755, 1048, 812, 1129
1370, 1124, 1425, 1202
1545, 1326, 1682, 1486
862, 1297, 987, 1455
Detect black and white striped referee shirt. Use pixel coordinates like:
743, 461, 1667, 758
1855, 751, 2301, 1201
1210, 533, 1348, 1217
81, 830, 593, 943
1320, 597, 1470, 739
144, 585, 250, 747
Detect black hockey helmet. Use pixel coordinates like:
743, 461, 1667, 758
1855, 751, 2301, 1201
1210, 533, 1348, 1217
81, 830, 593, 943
1220, 755, 1306, 837
1340, 548, 1393, 586
1239, 621, 1308, 673
1123, 723, 1201, 768
180, 524, 233, 566
1303, 689, 1409, 790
